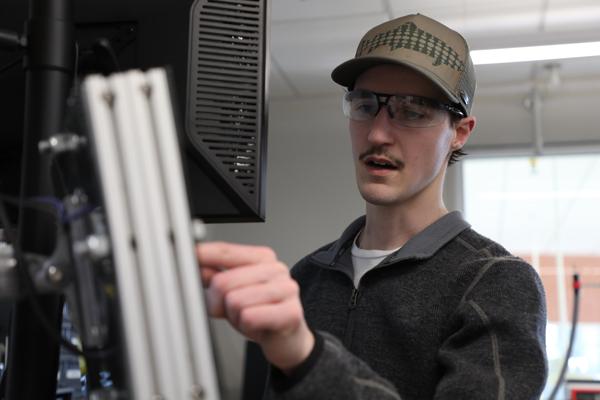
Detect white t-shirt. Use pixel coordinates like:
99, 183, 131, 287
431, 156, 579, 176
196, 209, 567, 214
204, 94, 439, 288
351, 232, 401, 288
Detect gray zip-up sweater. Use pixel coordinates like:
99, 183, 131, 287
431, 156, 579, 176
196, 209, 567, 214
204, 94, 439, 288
267, 212, 547, 400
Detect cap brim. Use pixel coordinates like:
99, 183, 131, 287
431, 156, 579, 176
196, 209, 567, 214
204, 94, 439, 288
331, 56, 463, 114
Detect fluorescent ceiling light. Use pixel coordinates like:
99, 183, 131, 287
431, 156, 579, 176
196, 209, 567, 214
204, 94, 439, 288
471, 41, 600, 65
478, 190, 600, 200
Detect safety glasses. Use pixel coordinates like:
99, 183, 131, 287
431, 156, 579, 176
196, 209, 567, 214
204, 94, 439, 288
342, 89, 465, 128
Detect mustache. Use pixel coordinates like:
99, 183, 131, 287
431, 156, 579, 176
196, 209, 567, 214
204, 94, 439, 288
358, 146, 403, 166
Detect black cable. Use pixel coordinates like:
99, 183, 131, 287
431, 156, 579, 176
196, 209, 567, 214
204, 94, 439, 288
0, 194, 63, 219
0, 194, 97, 226
93, 39, 120, 73
548, 273, 581, 400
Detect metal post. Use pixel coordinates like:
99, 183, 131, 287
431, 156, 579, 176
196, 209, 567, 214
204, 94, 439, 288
5, 0, 74, 399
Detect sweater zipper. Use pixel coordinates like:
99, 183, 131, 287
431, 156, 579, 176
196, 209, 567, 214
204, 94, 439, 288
316, 249, 398, 349
349, 287, 359, 308
343, 286, 360, 348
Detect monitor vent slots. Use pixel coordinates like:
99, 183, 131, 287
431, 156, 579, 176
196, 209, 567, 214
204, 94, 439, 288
188, 0, 266, 198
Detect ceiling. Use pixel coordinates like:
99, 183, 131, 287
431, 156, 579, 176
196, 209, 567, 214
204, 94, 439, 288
268, 0, 600, 100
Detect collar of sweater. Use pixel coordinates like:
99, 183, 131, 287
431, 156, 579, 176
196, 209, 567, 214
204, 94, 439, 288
311, 211, 471, 268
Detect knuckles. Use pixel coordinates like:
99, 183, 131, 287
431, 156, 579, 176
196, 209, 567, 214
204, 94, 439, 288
256, 245, 277, 261
238, 308, 259, 334
287, 299, 304, 322
271, 260, 290, 275
209, 272, 230, 296
280, 277, 299, 297
223, 290, 244, 317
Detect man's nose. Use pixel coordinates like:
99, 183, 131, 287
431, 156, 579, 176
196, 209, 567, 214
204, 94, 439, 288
367, 106, 395, 145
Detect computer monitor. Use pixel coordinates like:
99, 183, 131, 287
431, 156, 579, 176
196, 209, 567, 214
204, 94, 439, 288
0, 0, 269, 223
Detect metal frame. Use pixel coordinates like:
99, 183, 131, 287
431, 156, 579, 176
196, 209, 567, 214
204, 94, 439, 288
83, 69, 220, 400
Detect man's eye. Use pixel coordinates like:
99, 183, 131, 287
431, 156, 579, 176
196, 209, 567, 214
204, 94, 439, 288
398, 106, 427, 120
353, 101, 377, 114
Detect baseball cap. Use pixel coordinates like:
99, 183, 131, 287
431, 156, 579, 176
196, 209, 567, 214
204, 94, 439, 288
331, 14, 476, 116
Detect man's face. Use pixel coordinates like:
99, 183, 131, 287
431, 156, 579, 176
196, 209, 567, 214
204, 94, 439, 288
349, 64, 471, 208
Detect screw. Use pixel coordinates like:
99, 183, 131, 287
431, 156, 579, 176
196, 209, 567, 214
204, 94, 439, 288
192, 219, 207, 242
140, 83, 152, 97
47, 265, 64, 284
87, 234, 110, 259
70, 189, 88, 206
103, 91, 115, 107
191, 385, 205, 400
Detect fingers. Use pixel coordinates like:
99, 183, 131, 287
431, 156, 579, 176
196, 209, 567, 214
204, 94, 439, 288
211, 261, 289, 295
221, 275, 299, 327
195, 241, 313, 370
197, 241, 277, 271
236, 298, 304, 339
200, 267, 218, 287
236, 299, 315, 371
206, 262, 290, 317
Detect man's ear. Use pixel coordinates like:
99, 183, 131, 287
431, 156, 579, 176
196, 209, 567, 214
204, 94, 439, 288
452, 116, 476, 150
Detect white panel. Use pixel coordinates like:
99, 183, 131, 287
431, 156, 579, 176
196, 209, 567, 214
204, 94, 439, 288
474, 63, 534, 89
385, 3, 542, 38
272, 0, 386, 22
548, 0, 600, 6
464, 0, 543, 8
544, 5, 600, 32
388, 0, 458, 15
468, 29, 600, 58
460, 11, 540, 36
387, 4, 463, 26
271, 14, 387, 48
272, 15, 387, 96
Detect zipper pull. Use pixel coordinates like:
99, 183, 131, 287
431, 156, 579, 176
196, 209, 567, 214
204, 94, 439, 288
349, 288, 360, 308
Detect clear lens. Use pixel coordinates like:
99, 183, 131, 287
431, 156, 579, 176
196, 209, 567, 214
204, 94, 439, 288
388, 96, 447, 128
342, 90, 452, 128
342, 90, 379, 121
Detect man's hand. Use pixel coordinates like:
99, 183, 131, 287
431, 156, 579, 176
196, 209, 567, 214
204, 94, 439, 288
197, 241, 314, 373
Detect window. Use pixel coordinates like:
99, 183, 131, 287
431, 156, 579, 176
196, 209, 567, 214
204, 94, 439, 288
463, 154, 600, 397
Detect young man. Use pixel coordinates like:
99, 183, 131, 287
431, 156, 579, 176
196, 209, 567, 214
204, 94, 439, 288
198, 14, 548, 399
